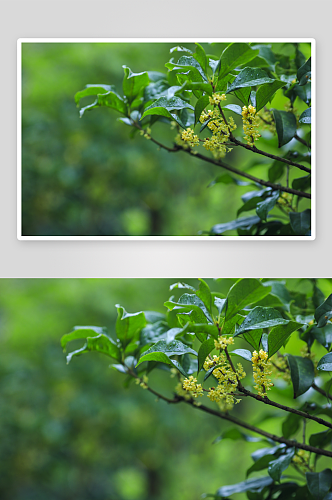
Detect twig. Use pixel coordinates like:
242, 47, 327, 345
294, 134, 311, 149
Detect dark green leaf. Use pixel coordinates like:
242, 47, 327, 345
197, 279, 213, 314
226, 68, 275, 94
176, 293, 212, 322
198, 338, 215, 373
226, 279, 271, 320
66, 334, 121, 364
218, 43, 260, 79
141, 96, 194, 128
230, 349, 252, 362
237, 197, 262, 217
61, 325, 107, 351
222, 314, 245, 336
306, 469, 332, 500
75, 84, 115, 105
268, 160, 285, 183
214, 428, 263, 444
289, 209, 311, 236
256, 80, 286, 111
122, 66, 149, 103
299, 108, 311, 124
165, 56, 207, 82
194, 43, 208, 74
235, 307, 289, 336
282, 412, 301, 439
309, 430, 332, 448
287, 355, 315, 398
195, 95, 210, 124
297, 58, 311, 86
292, 175, 311, 191
272, 109, 297, 147
243, 329, 263, 351
247, 455, 274, 477
315, 294, 332, 328
209, 216, 262, 235
216, 476, 273, 497
115, 305, 146, 349
256, 191, 280, 221
268, 448, 295, 482
268, 321, 304, 358
234, 86, 251, 105
317, 352, 332, 371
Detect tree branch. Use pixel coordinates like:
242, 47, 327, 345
294, 134, 311, 149
311, 382, 332, 402
229, 136, 311, 174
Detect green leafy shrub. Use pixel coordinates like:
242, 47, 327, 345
62, 278, 332, 499
76, 42, 312, 236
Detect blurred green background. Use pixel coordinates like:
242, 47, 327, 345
21, 42, 311, 236
0, 278, 330, 500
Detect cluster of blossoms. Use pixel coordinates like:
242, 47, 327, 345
214, 335, 234, 350
271, 355, 291, 383
257, 109, 276, 134
252, 350, 273, 397
135, 374, 149, 389
242, 105, 261, 146
208, 93, 227, 106
292, 449, 311, 472
182, 375, 204, 398
140, 126, 152, 140
277, 192, 293, 211
180, 127, 200, 148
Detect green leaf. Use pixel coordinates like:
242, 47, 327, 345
116, 305, 146, 349
218, 43, 260, 80
306, 469, 332, 500
292, 175, 311, 191
226, 279, 271, 320
79, 89, 128, 117
234, 86, 251, 105
282, 412, 301, 439
237, 197, 262, 217
272, 109, 297, 147
195, 95, 210, 124
169, 282, 196, 292
226, 68, 275, 94
230, 349, 252, 362
204, 363, 223, 381
235, 307, 289, 336
317, 352, 332, 371
268, 448, 295, 482
247, 455, 275, 477
256, 80, 286, 112
66, 334, 121, 364
222, 314, 245, 336
268, 160, 285, 183
197, 279, 213, 314
122, 66, 149, 103
299, 108, 311, 124
170, 46, 193, 55
214, 428, 263, 444
209, 215, 262, 235
198, 338, 215, 373
165, 56, 207, 82
268, 321, 304, 358
287, 355, 315, 398
256, 191, 280, 221
165, 293, 212, 323
223, 104, 243, 116
315, 294, 332, 328
137, 340, 197, 376
75, 84, 115, 105
309, 430, 332, 448
214, 296, 227, 316
243, 329, 263, 351
61, 325, 107, 351
297, 58, 311, 86
141, 96, 194, 128
289, 209, 311, 236
194, 43, 208, 74
216, 476, 273, 497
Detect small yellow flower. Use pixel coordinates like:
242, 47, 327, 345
252, 350, 273, 397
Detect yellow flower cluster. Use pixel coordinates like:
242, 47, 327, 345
140, 127, 151, 139
207, 359, 246, 411
292, 450, 311, 471
300, 345, 318, 373
175, 381, 192, 400
214, 335, 234, 350
181, 127, 200, 147
271, 355, 291, 383
182, 375, 204, 398
252, 350, 273, 397
242, 105, 261, 146
257, 110, 276, 134
209, 93, 227, 106
135, 374, 149, 389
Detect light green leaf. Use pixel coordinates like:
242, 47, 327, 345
243, 330, 263, 351
75, 84, 115, 105
256, 80, 286, 111
218, 43, 260, 79
226, 279, 271, 320
66, 334, 121, 364
122, 66, 149, 103
268, 321, 304, 358
197, 279, 213, 314
61, 325, 107, 351
115, 305, 146, 349
141, 96, 194, 128
195, 95, 210, 124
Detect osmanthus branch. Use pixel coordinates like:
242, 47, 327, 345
294, 134, 311, 149
228, 136, 311, 174
131, 123, 311, 200
311, 382, 332, 402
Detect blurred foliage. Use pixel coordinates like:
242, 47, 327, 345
1, 279, 331, 499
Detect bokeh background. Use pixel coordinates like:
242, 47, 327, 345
1, 278, 330, 500
21, 42, 311, 236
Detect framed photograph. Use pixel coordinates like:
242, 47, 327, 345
18, 39, 314, 240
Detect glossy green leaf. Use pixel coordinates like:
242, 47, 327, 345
226, 68, 275, 94
299, 108, 311, 124
222, 314, 245, 336
66, 334, 121, 364
214, 296, 227, 316
218, 43, 260, 79
309, 429, 332, 448
256, 191, 280, 221
268, 321, 304, 358
292, 175, 311, 191
268, 448, 295, 482
226, 279, 271, 320
255, 80, 286, 111
315, 294, 332, 328
287, 355, 315, 398
209, 216, 262, 235
122, 66, 149, 103
194, 43, 208, 74
306, 469, 332, 500
243, 329, 263, 351
237, 197, 262, 217
115, 305, 146, 349
166, 293, 212, 323
195, 95, 210, 124
289, 209, 311, 236
169, 282, 196, 292
170, 46, 193, 55
247, 455, 274, 477
272, 109, 297, 147
216, 476, 273, 497
197, 279, 213, 314
230, 349, 252, 362
223, 104, 243, 116
234, 86, 251, 105
198, 338, 215, 373
79, 89, 128, 117
235, 307, 289, 336
165, 56, 207, 82
297, 58, 311, 86
75, 84, 115, 105
141, 96, 194, 128
61, 325, 107, 351
317, 352, 332, 371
